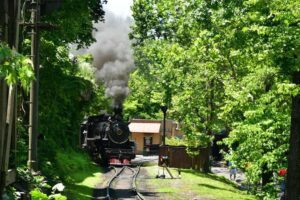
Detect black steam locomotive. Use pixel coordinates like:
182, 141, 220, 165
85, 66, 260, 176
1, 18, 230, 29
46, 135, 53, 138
80, 110, 136, 165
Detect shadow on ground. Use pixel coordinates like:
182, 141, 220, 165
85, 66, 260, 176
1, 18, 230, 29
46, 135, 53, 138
182, 169, 239, 188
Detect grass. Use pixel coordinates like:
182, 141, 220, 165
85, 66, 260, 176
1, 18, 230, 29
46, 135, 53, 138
54, 150, 103, 200
142, 166, 257, 200
65, 166, 102, 200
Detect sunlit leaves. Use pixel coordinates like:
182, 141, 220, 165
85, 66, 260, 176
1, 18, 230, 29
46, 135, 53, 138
130, 0, 300, 194
0, 43, 34, 90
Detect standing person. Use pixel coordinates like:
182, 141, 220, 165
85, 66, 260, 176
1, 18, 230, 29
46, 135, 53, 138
278, 168, 287, 200
228, 161, 237, 180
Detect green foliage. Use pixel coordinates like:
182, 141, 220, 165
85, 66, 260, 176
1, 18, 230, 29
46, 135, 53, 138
15, 122, 30, 166
17, 167, 50, 190
55, 150, 94, 182
41, 0, 106, 48
48, 194, 67, 200
34, 41, 108, 179
6, 0, 108, 198
30, 189, 48, 200
0, 42, 34, 90
129, 0, 226, 160
30, 189, 67, 200
38, 43, 93, 153
165, 137, 186, 146
15, 1, 108, 188
75, 54, 96, 81
130, 0, 300, 197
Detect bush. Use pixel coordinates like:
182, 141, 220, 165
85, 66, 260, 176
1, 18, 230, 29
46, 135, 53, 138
166, 137, 186, 146
54, 149, 93, 182
30, 189, 48, 200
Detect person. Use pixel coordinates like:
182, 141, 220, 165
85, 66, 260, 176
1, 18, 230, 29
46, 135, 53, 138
228, 161, 237, 180
278, 168, 287, 200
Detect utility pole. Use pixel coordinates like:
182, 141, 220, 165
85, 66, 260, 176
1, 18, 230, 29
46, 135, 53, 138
28, 0, 40, 172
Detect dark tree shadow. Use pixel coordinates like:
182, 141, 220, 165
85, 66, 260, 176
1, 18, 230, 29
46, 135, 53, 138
197, 183, 237, 193
181, 169, 239, 188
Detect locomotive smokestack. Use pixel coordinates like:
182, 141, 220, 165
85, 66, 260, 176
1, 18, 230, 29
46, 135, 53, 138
114, 107, 123, 116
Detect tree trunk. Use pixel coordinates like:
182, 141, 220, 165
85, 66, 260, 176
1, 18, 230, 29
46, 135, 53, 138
261, 163, 272, 186
202, 79, 215, 173
202, 145, 211, 173
285, 72, 300, 199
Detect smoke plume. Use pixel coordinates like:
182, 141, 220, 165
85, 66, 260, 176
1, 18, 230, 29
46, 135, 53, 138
87, 12, 134, 108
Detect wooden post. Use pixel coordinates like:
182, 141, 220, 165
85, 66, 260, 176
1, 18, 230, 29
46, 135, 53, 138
0, 86, 16, 191
0, 82, 8, 197
0, 0, 10, 196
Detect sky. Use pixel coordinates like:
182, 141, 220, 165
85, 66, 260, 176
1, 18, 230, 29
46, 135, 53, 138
103, 0, 133, 18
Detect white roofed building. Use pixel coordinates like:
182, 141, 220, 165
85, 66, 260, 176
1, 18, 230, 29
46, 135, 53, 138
129, 119, 183, 154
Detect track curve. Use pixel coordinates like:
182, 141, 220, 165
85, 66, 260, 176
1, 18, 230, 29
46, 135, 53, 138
104, 166, 145, 200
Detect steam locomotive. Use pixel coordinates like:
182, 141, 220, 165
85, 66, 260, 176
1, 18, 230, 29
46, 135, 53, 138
80, 109, 136, 165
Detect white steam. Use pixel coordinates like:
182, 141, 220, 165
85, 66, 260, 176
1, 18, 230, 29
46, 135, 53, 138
87, 12, 134, 108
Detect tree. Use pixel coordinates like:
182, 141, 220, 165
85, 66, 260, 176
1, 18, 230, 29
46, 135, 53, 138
11, 0, 108, 182
130, 0, 227, 173
41, 0, 106, 48
130, 0, 300, 197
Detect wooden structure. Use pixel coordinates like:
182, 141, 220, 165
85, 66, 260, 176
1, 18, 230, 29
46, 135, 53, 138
1, 0, 61, 196
158, 145, 209, 171
0, 0, 20, 196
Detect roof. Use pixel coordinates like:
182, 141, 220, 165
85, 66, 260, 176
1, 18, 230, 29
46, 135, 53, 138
129, 122, 161, 134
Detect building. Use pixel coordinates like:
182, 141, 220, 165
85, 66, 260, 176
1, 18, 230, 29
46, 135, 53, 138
129, 119, 183, 154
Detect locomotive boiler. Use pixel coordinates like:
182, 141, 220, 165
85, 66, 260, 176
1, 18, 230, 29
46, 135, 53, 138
80, 109, 136, 165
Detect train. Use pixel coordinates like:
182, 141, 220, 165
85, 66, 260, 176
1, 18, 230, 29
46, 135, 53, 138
80, 109, 136, 165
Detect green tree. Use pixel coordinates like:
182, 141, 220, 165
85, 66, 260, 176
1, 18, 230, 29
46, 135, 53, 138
130, 0, 300, 197
41, 0, 106, 48
130, 0, 227, 172
15, 0, 108, 182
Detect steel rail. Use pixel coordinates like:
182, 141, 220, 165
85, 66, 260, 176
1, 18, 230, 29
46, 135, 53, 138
132, 165, 146, 200
105, 166, 145, 200
106, 166, 125, 200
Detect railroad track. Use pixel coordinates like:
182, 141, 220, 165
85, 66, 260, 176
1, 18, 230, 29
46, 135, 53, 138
104, 165, 145, 200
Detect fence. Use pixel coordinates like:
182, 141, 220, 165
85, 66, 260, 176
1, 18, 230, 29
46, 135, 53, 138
158, 145, 209, 170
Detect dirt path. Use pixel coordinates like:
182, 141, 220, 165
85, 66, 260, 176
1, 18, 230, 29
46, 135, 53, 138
93, 167, 113, 199
136, 167, 161, 200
